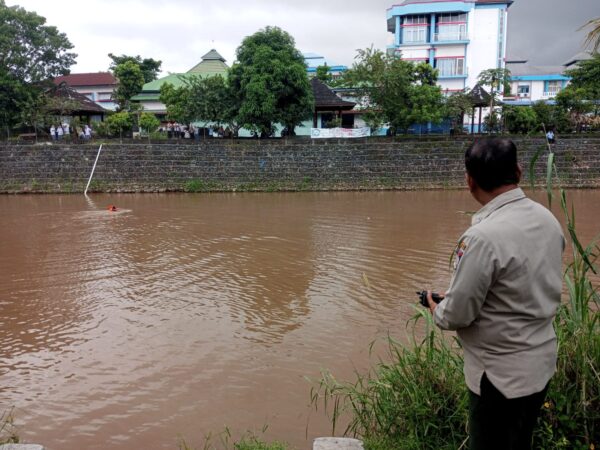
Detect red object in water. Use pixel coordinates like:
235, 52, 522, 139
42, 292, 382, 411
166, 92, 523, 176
108, 205, 117, 212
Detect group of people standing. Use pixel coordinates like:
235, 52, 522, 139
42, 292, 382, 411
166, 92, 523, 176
163, 121, 234, 140
49, 123, 92, 141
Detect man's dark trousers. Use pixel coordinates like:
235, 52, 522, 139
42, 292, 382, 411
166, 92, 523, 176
469, 373, 549, 450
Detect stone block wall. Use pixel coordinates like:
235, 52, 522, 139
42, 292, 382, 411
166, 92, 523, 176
0, 137, 599, 193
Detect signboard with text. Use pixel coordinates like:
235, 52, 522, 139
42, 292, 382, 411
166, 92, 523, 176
310, 127, 371, 139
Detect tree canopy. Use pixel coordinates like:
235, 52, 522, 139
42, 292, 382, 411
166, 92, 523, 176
159, 74, 239, 131
108, 53, 162, 84
229, 26, 314, 136
0, 0, 76, 132
564, 52, 600, 102
582, 18, 600, 53
112, 61, 145, 111
340, 47, 444, 133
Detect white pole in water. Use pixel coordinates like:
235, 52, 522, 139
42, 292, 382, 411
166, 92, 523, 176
84, 144, 103, 196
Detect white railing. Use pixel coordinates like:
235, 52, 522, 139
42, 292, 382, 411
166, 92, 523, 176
542, 88, 561, 98
434, 31, 468, 41
438, 69, 468, 77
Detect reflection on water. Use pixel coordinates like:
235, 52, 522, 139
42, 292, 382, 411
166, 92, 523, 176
0, 191, 598, 449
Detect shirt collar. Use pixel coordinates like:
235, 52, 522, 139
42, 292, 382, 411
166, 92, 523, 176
472, 187, 526, 225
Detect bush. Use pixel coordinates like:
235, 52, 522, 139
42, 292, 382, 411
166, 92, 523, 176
504, 106, 538, 134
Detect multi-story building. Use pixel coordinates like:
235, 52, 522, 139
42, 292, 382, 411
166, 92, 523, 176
386, 0, 512, 94
504, 61, 570, 105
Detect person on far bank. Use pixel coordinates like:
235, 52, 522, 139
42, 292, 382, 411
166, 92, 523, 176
425, 137, 564, 450
546, 128, 556, 144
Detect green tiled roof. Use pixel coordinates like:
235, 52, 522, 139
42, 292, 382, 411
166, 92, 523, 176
187, 49, 228, 76
132, 49, 229, 101
133, 49, 229, 104
138, 73, 189, 92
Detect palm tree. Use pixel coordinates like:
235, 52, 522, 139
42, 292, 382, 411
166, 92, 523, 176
582, 17, 600, 52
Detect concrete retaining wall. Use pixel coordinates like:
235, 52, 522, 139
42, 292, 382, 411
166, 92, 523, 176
1, 137, 599, 193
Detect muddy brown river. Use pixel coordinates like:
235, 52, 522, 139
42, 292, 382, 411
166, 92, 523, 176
1, 190, 598, 449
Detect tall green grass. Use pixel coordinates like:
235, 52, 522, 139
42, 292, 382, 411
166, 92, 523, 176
310, 312, 468, 450
532, 131, 600, 449
311, 135, 599, 449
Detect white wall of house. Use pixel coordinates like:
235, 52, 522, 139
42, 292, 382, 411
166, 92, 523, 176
140, 101, 167, 114
71, 85, 117, 111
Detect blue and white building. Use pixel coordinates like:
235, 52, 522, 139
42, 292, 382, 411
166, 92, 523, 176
504, 62, 570, 105
386, 0, 512, 94
303, 53, 348, 81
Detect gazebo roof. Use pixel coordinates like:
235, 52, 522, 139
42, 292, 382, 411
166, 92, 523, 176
311, 78, 355, 110
468, 84, 492, 107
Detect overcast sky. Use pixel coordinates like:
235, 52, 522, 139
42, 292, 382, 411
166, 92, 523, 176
6, 0, 600, 75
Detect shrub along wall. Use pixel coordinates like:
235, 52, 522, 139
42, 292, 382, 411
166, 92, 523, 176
1, 136, 599, 193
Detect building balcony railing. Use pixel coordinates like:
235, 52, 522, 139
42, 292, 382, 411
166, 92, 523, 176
434, 31, 468, 42
542, 89, 562, 98
438, 70, 468, 78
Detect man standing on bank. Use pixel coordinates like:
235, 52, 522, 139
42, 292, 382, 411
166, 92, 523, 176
426, 137, 565, 450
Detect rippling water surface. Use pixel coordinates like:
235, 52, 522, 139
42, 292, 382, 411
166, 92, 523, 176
1, 191, 598, 449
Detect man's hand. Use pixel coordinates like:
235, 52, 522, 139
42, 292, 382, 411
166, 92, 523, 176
426, 290, 445, 314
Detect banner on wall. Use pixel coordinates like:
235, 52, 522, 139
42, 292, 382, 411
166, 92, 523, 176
310, 127, 371, 139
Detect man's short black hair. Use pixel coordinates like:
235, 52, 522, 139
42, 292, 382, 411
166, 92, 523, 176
465, 138, 520, 192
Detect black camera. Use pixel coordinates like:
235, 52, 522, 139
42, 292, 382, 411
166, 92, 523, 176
416, 291, 443, 308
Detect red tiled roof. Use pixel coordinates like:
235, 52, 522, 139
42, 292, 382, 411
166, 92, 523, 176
53, 72, 117, 87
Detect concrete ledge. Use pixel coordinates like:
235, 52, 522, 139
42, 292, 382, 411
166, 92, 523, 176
313, 437, 364, 450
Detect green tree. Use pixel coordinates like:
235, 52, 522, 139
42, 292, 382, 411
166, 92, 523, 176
0, 0, 76, 135
316, 64, 332, 84
229, 26, 314, 137
582, 18, 600, 52
555, 87, 593, 132
564, 52, 600, 115
340, 47, 444, 133
106, 111, 132, 141
444, 91, 474, 133
531, 100, 570, 133
159, 79, 195, 124
112, 61, 145, 111
477, 68, 512, 120
502, 106, 537, 134
108, 53, 162, 84
138, 112, 159, 142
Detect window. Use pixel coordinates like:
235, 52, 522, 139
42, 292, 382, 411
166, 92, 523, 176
546, 81, 562, 94
436, 58, 465, 77
438, 13, 467, 23
436, 13, 467, 41
517, 85, 530, 96
97, 92, 113, 101
403, 15, 428, 43
404, 15, 428, 25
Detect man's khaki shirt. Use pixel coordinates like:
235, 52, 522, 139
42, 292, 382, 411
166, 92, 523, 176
434, 188, 565, 399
